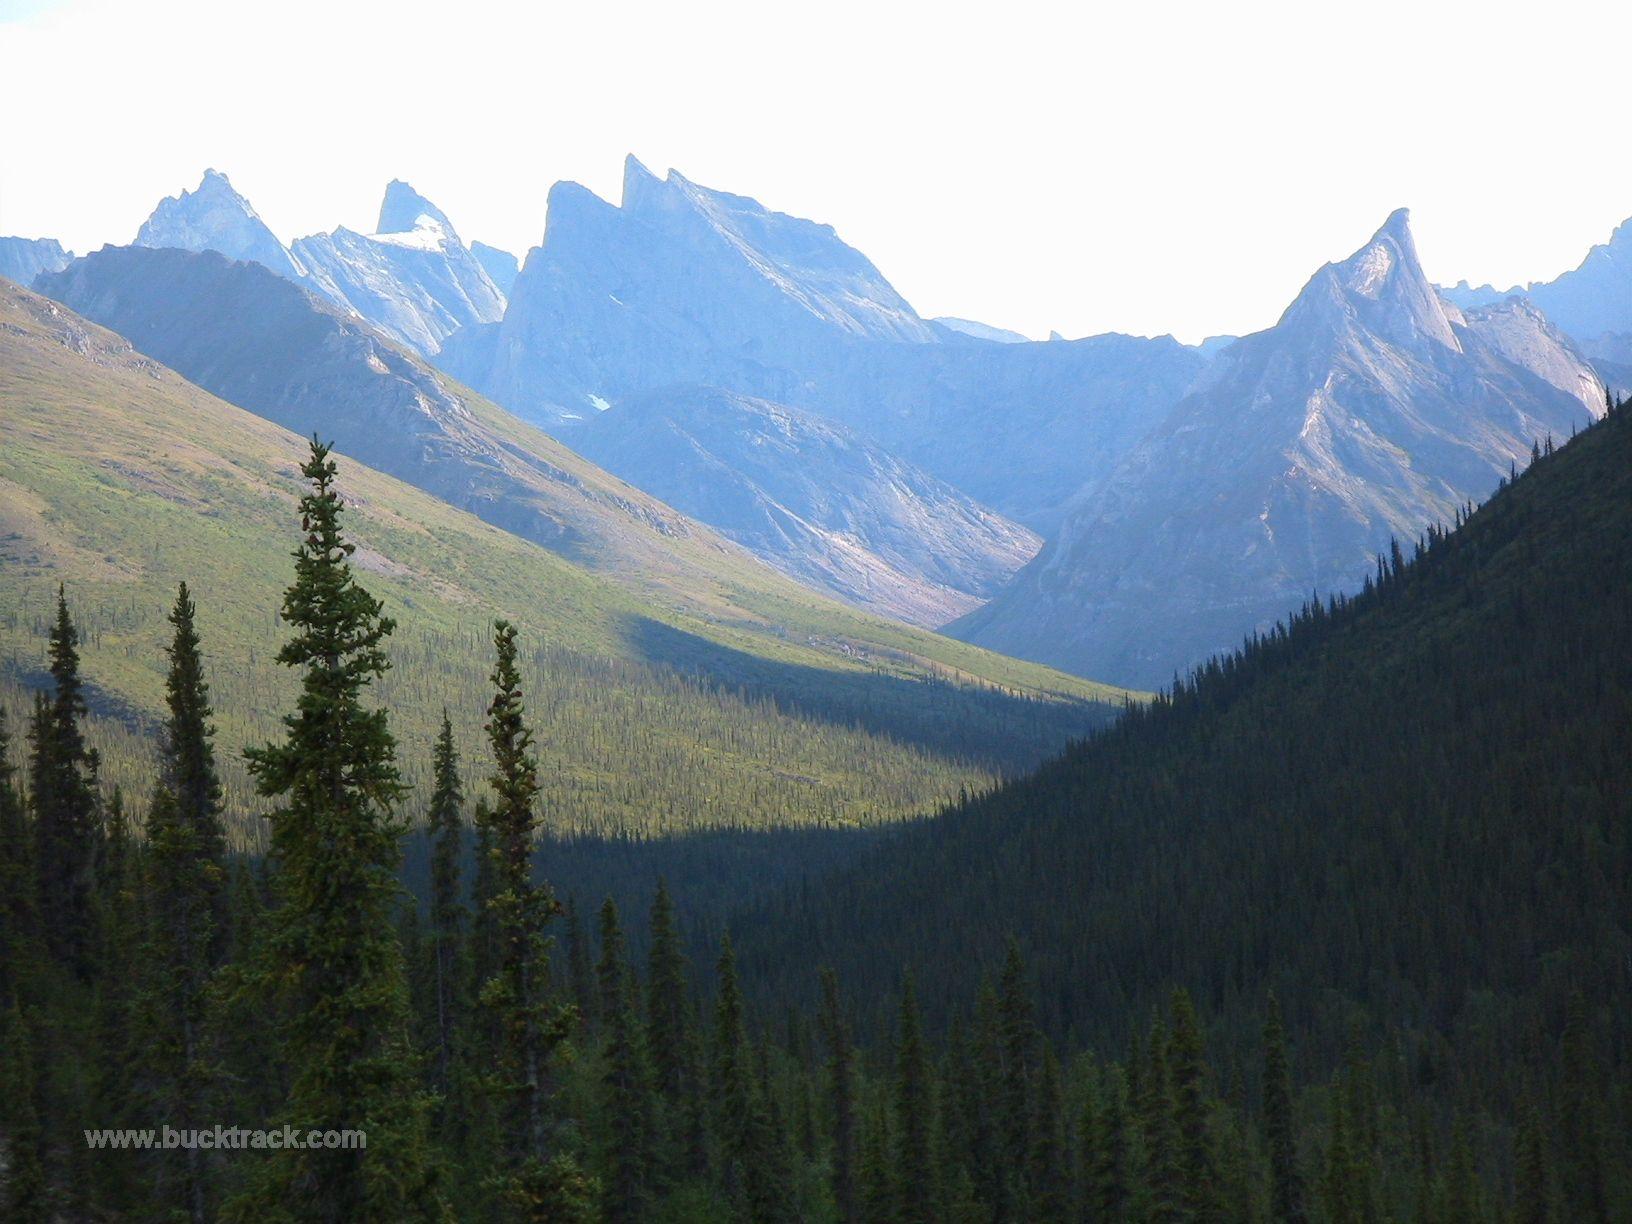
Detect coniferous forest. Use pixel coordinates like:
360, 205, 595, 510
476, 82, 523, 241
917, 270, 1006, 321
2, 397, 1630, 1223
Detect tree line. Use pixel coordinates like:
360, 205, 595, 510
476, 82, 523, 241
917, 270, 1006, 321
2, 418, 1628, 1220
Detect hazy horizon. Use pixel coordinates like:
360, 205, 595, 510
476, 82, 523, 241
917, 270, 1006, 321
3, 0, 1631, 343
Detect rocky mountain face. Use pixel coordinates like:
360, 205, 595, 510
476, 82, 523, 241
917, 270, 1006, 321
471, 241, 520, 295
437, 155, 939, 424
290, 180, 507, 355
133, 172, 505, 356
780, 331, 1210, 532
135, 169, 307, 281
931, 316, 1029, 343
437, 157, 1207, 532
33, 245, 761, 592
954, 209, 1607, 687
0, 236, 72, 287
565, 386, 1041, 626
1443, 215, 1632, 346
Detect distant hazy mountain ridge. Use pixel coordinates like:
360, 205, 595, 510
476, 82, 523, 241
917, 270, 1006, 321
290, 179, 507, 354
131, 170, 505, 355
955, 209, 1606, 686
567, 386, 1041, 626
0, 235, 73, 286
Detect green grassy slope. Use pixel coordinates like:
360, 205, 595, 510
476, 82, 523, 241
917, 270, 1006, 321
0, 283, 1127, 842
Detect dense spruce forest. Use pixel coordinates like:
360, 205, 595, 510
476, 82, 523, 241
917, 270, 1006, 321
1, 399, 1629, 1222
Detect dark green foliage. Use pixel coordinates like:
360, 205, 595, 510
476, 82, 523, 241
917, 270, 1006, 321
597, 898, 650, 1223
1085, 1064, 1131, 1222
1262, 993, 1307, 1224
644, 881, 687, 1104
0, 997, 47, 1221
11, 408, 1632, 1221
894, 974, 936, 1223
995, 940, 1034, 1218
0, 708, 41, 1002
818, 968, 860, 1224
142, 582, 228, 1222
476, 618, 586, 1220
565, 896, 596, 1031
31, 587, 101, 974
425, 709, 465, 1100
233, 439, 439, 1222
1513, 1096, 1551, 1224
739, 401, 1632, 1219
1026, 1043, 1067, 1221
1167, 988, 1221, 1220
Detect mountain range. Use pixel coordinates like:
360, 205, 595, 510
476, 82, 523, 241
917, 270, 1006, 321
1442, 212, 1632, 348
36, 244, 1041, 628
0, 235, 73, 287
8, 163, 1631, 690
566, 385, 1040, 625
435, 156, 1210, 534
739, 366, 1632, 1101
131, 169, 511, 356
955, 210, 1605, 685
0, 277, 1120, 838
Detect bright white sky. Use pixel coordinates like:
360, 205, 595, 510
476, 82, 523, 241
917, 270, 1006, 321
3, 0, 1630, 343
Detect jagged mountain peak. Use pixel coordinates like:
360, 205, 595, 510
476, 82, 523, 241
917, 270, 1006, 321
621, 154, 663, 210
154, 168, 257, 220
1276, 206, 1459, 350
195, 167, 237, 194
377, 179, 455, 238
954, 209, 1603, 687
0, 236, 73, 287
135, 168, 306, 282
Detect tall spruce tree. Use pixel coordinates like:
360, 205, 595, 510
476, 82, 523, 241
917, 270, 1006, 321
712, 934, 753, 1202
144, 582, 228, 1223
1027, 1043, 1068, 1221
894, 974, 936, 1224
477, 619, 586, 1220
645, 880, 688, 1104
711, 934, 788, 1221
0, 708, 41, 1002
565, 896, 596, 1031
1138, 1017, 1184, 1224
1086, 1065, 1131, 1222
1262, 992, 1307, 1224
0, 997, 47, 1221
996, 940, 1035, 1219
1168, 988, 1222, 1221
1513, 1095, 1551, 1224
1558, 993, 1608, 1223
597, 898, 650, 1223
818, 967, 860, 1224
426, 710, 465, 1097
234, 439, 440, 1223
31, 587, 101, 974
90, 789, 145, 1211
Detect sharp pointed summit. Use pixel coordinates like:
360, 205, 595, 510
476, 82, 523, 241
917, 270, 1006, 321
135, 168, 306, 282
1279, 205, 1458, 352
437, 160, 939, 424
953, 211, 1606, 687
377, 180, 455, 238
289, 181, 505, 355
